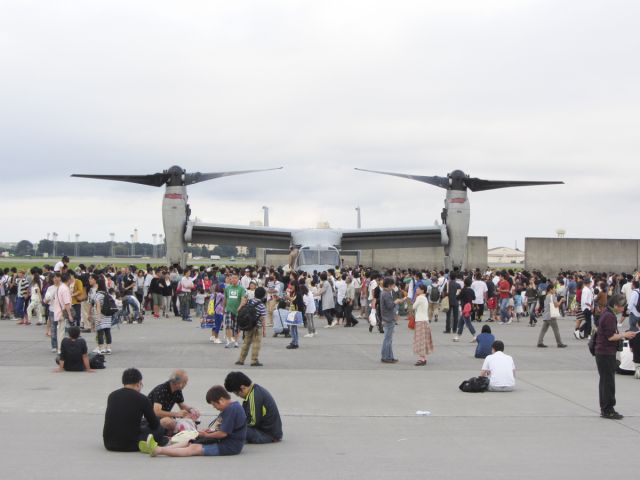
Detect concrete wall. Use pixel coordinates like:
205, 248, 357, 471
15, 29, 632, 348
259, 237, 488, 270
525, 238, 640, 275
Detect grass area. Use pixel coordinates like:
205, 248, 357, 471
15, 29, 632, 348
0, 256, 256, 271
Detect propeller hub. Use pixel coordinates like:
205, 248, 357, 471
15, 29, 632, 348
448, 170, 468, 190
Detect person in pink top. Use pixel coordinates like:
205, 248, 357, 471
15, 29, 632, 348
53, 272, 74, 354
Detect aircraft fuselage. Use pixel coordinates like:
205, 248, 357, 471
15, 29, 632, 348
444, 189, 470, 270
162, 185, 188, 266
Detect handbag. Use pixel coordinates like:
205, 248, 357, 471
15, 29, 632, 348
550, 300, 560, 318
441, 296, 450, 312
407, 315, 416, 330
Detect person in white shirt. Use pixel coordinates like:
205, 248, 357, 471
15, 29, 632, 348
334, 275, 347, 325
302, 285, 317, 337
240, 269, 252, 290
471, 273, 488, 322
481, 341, 516, 392
576, 280, 594, 339
627, 280, 640, 332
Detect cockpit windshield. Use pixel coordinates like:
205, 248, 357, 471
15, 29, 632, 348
297, 248, 339, 267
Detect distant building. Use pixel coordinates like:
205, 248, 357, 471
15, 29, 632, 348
488, 247, 525, 265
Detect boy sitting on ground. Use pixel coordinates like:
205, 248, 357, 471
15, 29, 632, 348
140, 385, 246, 457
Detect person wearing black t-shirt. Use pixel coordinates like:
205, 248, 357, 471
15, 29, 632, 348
103, 368, 166, 452
148, 370, 199, 434
55, 326, 92, 372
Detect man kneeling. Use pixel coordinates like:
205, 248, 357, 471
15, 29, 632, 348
140, 385, 246, 457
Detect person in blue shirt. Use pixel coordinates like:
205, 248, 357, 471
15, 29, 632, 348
140, 385, 247, 457
474, 325, 495, 359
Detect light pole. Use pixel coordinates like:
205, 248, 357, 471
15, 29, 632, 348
152, 233, 158, 258
159, 234, 164, 259
130, 234, 135, 256
109, 233, 115, 257
75, 234, 79, 257
262, 206, 269, 227
52, 232, 58, 257
355, 206, 361, 229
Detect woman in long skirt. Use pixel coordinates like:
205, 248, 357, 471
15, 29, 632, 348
412, 285, 434, 366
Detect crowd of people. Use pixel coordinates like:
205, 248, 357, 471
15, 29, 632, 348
2, 256, 640, 424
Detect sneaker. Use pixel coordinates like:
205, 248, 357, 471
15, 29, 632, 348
234, 361, 244, 366
600, 411, 624, 420
537, 344, 548, 348
506, 319, 512, 325
99, 349, 106, 354
250, 361, 263, 367
213, 338, 223, 344
92, 347, 102, 354
452, 336, 460, 342
303, 333, 314, 338
574, 330, 581, 340
324, 324, 332, 329
233, 341, 239, 348
51, 348, 57, 353
470, 337, 477, 343
209, 336, 216, 342
105, 348, 112, 355
557, 344, 567, 348
225, 341, 232, 349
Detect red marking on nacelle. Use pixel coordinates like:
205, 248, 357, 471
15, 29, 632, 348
449, 198, 466, 203
164, 193, 183, 200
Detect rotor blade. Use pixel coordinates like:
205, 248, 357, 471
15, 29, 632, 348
465, 178, 564, 192
184, 167, 284, 186
355, 168, 449, 189
71, 173, 169, 187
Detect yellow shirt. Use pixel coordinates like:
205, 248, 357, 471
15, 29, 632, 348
71, 279, 85, 305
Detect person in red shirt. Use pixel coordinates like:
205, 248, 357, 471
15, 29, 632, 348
498, 271, 512, 324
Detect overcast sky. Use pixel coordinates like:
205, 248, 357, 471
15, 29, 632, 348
1, 0, 639, 250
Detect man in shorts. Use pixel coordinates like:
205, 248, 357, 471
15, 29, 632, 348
223, 274, 247, 348
139, 385, 246, 458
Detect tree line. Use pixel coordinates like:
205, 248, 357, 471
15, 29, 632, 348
4, 239, 254, 258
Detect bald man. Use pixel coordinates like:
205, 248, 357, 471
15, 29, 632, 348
147, 370, 199, 433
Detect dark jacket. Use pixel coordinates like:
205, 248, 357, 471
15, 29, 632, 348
243, 384, 283, 441
595, 308, 618, 356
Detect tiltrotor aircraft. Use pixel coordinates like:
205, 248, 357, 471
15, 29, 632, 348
355, 168, 563, 269
73, 166, 562, 271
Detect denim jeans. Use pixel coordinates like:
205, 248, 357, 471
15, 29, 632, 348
195, 303, 204, 318
445, 305, 459, 332
50, 312, 58, 350
629, 313, 639, 332
246, 427, 278, 444
381, 321, 395, 360
456, 314, 476, 336
499, 298, 510, 322
15, 296, 26, 319
528, 301, 537, 324
290, 325, 299, 346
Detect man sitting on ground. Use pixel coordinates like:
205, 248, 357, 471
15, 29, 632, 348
140, 385, 246, 458
103, 368, 167, 452
54, 326, 93, 373
480, 340, 516, 392
224, 371, 283, 443
148, 370, 200, 434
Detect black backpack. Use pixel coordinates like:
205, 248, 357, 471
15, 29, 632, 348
459, 376, 490, 393
89, 352, 106, 369
429, 285, 441, 303
237, 300, 260, 331
99, 291, 119, 317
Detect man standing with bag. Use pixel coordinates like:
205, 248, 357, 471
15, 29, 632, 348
595, 294, 637, 419
235, 287, 266, 367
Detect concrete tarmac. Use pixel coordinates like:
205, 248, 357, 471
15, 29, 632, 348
1, 312, 638, 480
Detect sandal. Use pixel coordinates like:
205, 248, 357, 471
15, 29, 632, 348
414, 360, 427, 366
